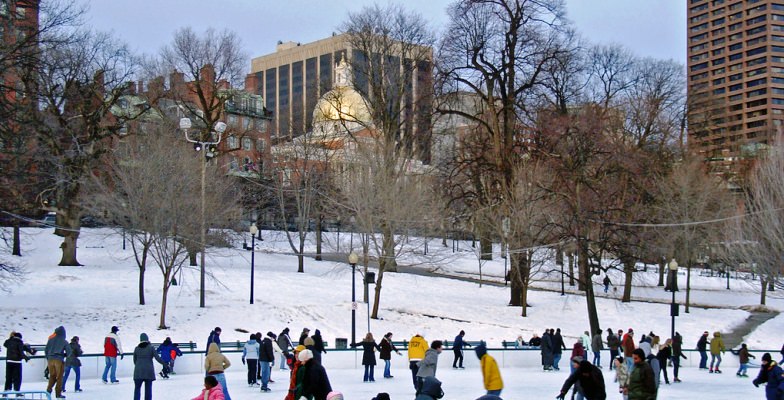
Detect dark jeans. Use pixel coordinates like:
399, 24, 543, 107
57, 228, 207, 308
453, 348, 464, 368
409, 361, 419, 389
609, 349, 619, 370
246, 359, 258, 384
699, 350, 708, 368
363, 364, 375, 381
673, 355, 681, 378
63, 365, 81, 391
133, 379, 153, 400
4, 362, 22, 391
660, 361, 669, 383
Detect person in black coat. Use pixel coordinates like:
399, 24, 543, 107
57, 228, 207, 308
557, 360, 606, 400
353, 332, 382, 382
301, 356, 332, 400
552, 328, 566, 371
379, 332, 401, 378
259, 332, 276, 392
312, 329, 327, 358
4, 332, 34, 392
541, 330, 554, 371
206, 327, 221, 352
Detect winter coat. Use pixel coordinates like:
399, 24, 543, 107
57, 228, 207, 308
672, 333, 684, 357
103, 332, 123, 357
416, 348, 440, 378
357, 340, 381, 366
299, 330, 310, 346
312, 330, 326, 355
285, 361, 302, 400
133, 341, 165, 380
606, 333, 620, 351
191, 384, 226, 400
298, 359, 332, 400
656, 346, 671, 366
753, 361, 784, 400
710, 332, 725, 355
452, 334, 467, 350
277, 330, 293, 353
553, 333, 566, 354
65, 341, 83, 367
638, 341, 652, 358
379, 337, 398, 360
560, 365, 606, 400
739, 347, 755, 364
581, 334, 591, 351
621, 334, 635, 357
697, 334, 709, 351
156, 343, 176, 363
204, 343, 231, 374
591, 334, 604, 352
572, 342, 585, 360
242, 340, 260, 360
45, 326, 70, 361
259, 337, 275, 362
414, 376, 444, 400
206, 331, 221, 352
479, 354, 503, 391
529, 336, 542, 347
3, 336, 31, 363
408, 335, 428, 361
627, 360, 656, 400
541, 333, 554, 365
615, 362, 629, 389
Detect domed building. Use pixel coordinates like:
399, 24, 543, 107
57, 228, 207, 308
312, 55, 372, 139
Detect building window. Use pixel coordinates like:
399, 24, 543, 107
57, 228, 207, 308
747, 57, 767, 66
227, 135, 239, 149
227, 115, 239, 127
747, 67, 766, 77
15, 6, 24, 19
691, 33, 709, 42
713, 77, 726, 85
691, 62, 709, 72
242, 137, 252, 150
256, 139, 266, 152
746, 46, 767, 57
747, 78, 767, 87
242, 117, 253, 131
0, 1, 8, 16
729, 83, 743, 91
747, 88, 767, 97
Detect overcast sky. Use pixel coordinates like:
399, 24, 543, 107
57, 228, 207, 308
84, 0, 685, 65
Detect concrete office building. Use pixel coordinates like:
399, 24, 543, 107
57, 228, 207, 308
687, 0, 784, 175
246, 33, 432, 160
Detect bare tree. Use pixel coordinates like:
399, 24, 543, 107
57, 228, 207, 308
86, 130, 239, 328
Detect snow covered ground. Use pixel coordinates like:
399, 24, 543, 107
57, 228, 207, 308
0, 227, 780, 399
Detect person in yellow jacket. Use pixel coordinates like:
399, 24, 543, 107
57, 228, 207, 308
408, 334, 428, 390
709, 331, 726, 373
475, 343, 503, 396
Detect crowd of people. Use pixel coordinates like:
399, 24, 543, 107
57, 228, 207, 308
2, 325, 783, 400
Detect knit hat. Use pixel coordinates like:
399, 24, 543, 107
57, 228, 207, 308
326, 392, 344, 400
571, 356, 583, 364
475, 343, 487, 359
298, 349, 313, 362
763, 353, 772, 363
140, 333, 149, 342
267, 331, 277, 339
111, 326, 119, 333
295, 345, 306, 352
304, 337, 315, 346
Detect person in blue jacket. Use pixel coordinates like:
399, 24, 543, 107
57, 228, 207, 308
206, 328, 221, 352
155, 337, 179, 379
452, 330, 471, 369
753, 353, 784, 400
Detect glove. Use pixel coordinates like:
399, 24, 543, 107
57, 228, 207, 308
556, 394, 565, 400
241, 357, 246, 365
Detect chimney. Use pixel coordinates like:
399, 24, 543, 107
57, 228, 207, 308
169, 70, 185, 90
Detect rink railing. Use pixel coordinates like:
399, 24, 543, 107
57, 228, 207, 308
1, 346, 775, 384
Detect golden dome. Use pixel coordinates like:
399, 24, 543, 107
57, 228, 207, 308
312, 85, 371, 125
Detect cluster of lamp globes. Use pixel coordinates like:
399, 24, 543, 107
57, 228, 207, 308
180, 117, 226, 160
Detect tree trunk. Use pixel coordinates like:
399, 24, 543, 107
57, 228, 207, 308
509, 252, 523, 306
479, 234, 492, 261
685, 261, 692, 313
188, 249, 197, 267
315, 215, 322, 261
579, 241, 601, 337
58, 234, 81, 266
657, 259, 665, 287
577, 251, 586, 292
568, 252, 575, 286
555, 247, 563, 266
371, 270, 383, 319
297, 254, 304, 273
622, 258, 634, 303
12, 223, 21, 256
520, 251, 532, 317
760, 279, 768, 306
159, 274, 171, 330
380, 226, 397, 273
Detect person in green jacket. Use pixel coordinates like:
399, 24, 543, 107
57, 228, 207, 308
709, 331, 726, 373
626, 349, 656, 400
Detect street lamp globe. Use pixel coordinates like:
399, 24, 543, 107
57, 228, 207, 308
249, 224, 258, 235
179, 117, 192, 130
668, 259, 678, 271
213, 121, 227, 134
348, 252, 359, 265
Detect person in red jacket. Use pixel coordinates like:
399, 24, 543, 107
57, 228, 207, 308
621, 329, 636, 371
102, 326, 124, 384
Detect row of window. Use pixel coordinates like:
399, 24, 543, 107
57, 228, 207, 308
225, 136, 267, 152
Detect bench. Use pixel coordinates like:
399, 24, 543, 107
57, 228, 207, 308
501, 340, 539, 350
150, 341, 196, 351
442, 340, 485, 348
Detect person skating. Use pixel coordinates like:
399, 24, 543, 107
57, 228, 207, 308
299, 328, 311, 346
541, 329, 554, 371
241, 334, 260, 386
45, 326, 70, 399
626, 349, 656, 400
190, 375, 225, 400
154, 337, 176, 379
259, 331, 276, 392
697, 331, 710, 370
4, 331, 34, 392
102, 325, 123, 384
452, 330, 471, 369
557, 360, 606, 400
278, 327, 294, 370
206, 327, 221, 351
353, 332, 382, 382
204, 342, 232, 400
571, 342, 585, 374
655, 339, 672, 385
168, 342, 182, 374
591, 329, 604, 368
414, 376, 444, 400
614, 356, 629, 400
408, 333, 428, 390
295, 349, 333, 400
606, 329, 620, 371
416, 340, 444, 395
709, 331, 726, 373
671, 332, 686, 382
285, 345, 305, 400
132, 333, 166, 400
734, 343, 755, 377
753, 353, 784, 400
62, 336, 83, 393
552, 328, 566, 371
475, 343, 503, 396
312, 329, 327, 363
621, 329, 635, 371
379, 332, 401, 378
603, 275, 611, 293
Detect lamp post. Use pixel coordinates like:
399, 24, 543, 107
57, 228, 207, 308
348, 251, 359, 346
249, 224, 257, 304
181, 117, 226, 308
666, 259, 680, 339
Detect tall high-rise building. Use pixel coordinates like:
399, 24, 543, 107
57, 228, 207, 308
687, 0, 784, 172
246, 34, 432, 151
